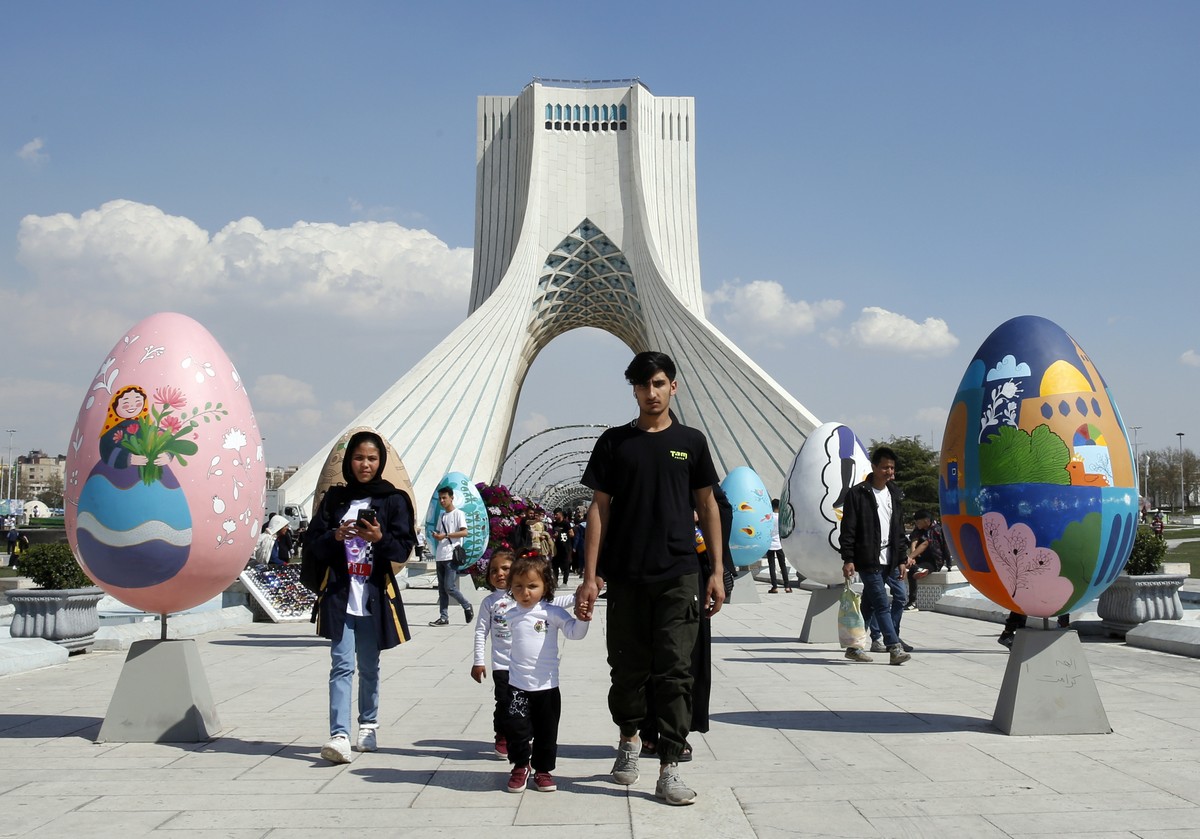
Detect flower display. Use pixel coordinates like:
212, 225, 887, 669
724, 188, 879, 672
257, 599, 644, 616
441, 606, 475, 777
469, 482, 545, 588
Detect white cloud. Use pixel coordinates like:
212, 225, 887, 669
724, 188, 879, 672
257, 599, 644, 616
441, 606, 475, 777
17, 199, 473, 312
516, 412, 550, 440
844, 307, 959, 356
17, 137, 48, 166
706, 280, 843, 339
1182, 349, 1200, 368
8, 199, 475, 466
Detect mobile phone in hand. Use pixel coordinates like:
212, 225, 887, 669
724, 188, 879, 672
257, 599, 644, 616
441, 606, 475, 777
357, 509, 378, 527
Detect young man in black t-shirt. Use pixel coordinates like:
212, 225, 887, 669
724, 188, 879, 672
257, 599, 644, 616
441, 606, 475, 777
575, 351, 725, 807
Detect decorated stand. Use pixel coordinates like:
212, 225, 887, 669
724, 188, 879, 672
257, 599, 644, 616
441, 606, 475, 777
721, 467, 772, 605
940, 315, 1135, 735
65, 313, 267, 741
779, 423, 872, 643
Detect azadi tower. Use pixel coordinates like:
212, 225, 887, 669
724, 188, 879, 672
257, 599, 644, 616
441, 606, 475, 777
280, 79, 819, 513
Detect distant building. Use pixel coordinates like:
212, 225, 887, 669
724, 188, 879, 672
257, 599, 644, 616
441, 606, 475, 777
17, 450, 66, 499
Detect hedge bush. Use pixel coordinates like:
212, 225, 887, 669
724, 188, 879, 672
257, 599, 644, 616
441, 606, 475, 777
17, 543, 94, 589
1124, 525, 1167, 576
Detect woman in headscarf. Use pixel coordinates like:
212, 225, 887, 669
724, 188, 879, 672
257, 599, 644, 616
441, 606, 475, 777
254, 514, 291, 566
304, 430, 415, 765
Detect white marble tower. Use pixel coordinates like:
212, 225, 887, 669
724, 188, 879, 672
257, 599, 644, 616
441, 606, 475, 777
280, 79, 820, 512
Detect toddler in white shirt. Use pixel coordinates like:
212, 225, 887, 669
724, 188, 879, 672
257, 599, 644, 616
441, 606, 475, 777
498, 551, 587, 794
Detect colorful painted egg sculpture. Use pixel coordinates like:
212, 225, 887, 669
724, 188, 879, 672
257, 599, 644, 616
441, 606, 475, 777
65, 312, 265, 614
424, 472, 488, 570
311, 426, 417, 570
939, 315, 1137, 618
720, 466, 773, 567
779, 421, 873, 586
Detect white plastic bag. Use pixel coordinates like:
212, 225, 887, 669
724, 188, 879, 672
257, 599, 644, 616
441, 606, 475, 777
837, 586, 868, 650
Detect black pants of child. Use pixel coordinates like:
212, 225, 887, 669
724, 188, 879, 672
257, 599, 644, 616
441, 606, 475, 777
606, 572, 699, 765
506, 686, 561, 771
492, 669, 511, 741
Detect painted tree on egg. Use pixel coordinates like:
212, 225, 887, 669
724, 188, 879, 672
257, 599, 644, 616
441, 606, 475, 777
984, 512, 1074, 614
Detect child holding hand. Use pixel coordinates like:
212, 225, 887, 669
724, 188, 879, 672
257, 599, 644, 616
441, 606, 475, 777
472, 548, 575, 759
501, 551, 587, 793
472, 549, 517, 757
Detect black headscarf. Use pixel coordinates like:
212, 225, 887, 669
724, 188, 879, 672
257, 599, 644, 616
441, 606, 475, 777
322, 430, 401, 510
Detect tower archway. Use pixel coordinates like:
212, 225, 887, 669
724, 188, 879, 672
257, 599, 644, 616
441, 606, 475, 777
280, 79, 820, 513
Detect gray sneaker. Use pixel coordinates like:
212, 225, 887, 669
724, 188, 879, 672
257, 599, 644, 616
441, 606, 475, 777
655, 762, 696, 805
845, 648, 873, 663
888, 644, 911, 665
870, 639, 887, 653
611, 740, 640, 785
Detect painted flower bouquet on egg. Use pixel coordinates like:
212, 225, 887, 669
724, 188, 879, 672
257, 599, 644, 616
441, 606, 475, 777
120, 386, 228, 484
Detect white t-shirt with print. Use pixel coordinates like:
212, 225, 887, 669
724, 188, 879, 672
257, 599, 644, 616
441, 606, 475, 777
474, 590, 576, 671
505, 599, 588, 691
341, 499, 373, 615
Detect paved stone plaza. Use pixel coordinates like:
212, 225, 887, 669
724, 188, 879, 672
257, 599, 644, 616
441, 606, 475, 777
3, 580, 1200, 838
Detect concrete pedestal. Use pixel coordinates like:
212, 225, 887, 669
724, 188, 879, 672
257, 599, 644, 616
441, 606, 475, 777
98, 639, 221, 742
800, 585, 842, 644
993, 628, 1111, 736
727, 567, 761, 605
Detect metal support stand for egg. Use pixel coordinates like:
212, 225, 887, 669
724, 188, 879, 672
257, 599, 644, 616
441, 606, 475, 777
726, 565, 762, 605
96, 610, 222, 742
799, 581, 843, 644
993, 618, 1111, 736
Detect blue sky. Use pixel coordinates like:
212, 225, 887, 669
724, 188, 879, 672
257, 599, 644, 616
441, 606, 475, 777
2, 2, 1197, 477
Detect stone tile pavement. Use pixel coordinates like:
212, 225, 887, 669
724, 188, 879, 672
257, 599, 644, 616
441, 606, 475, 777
3, 579, 1200, 838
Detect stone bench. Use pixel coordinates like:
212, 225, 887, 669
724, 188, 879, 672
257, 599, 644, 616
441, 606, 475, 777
913, 569, 969, 611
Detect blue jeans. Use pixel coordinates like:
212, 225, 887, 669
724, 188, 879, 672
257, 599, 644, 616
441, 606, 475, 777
329, 612, 380, 738
860, 568, 904, 648
436, 560, 471, 619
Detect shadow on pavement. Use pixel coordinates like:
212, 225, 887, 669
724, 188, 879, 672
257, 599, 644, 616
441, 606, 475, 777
711, 709, 995, 734
403, 738, 615, 762
712, 636, 798, 645
0, 714, 101, 739
351, 763, 633, 796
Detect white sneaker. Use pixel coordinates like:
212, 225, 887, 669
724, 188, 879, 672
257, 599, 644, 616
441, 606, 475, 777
354, 724, 378, 752
321, 734, 353, 764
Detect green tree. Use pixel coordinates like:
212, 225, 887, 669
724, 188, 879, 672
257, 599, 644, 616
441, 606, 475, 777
36, 473, 64, 511
872, 435, 939, 522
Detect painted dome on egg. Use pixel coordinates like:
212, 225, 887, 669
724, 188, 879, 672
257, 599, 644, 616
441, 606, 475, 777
939, 315, 1138, 618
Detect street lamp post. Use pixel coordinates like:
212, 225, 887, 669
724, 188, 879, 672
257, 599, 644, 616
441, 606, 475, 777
1179, 433, 1187, 516
1131, 425, 1142, 494
4, 429, 15, 508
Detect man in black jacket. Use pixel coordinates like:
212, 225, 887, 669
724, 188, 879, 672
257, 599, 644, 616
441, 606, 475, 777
839, 446, 912, 665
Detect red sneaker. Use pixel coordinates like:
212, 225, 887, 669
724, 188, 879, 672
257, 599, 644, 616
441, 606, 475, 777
506, 764, 530, 793
533, 771, 557, 792
494, 736, 508, 757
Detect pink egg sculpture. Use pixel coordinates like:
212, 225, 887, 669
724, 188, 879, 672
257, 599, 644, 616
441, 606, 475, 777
65, 312, 265, 614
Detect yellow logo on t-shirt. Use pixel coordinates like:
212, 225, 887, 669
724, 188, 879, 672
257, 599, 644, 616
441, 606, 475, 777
669, 450, 689, 461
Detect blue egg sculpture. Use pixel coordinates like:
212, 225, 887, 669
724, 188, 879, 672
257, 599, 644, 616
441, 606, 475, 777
939, 315, 1138, 618
424, 471, 488, 570
721, 466, 773, 567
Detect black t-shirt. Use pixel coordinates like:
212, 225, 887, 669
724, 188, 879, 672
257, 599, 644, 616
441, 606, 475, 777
582, 420, 719, 583
554, 519, 572, 556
